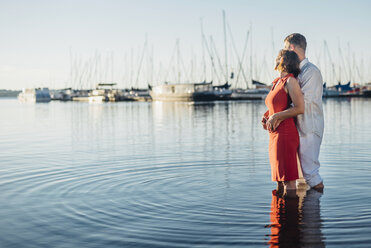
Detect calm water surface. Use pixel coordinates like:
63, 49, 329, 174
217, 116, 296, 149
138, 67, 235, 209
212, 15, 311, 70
0, 98, 370, 247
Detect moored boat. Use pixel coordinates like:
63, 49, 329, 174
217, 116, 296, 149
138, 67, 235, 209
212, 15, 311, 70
322, 83, 340, 97
362, 89, 371, 97
149, 82, 230, 101
50, 88, 75, 101
229, 79, 270, 100
18, 88, 51, 103
361, 83, 371, 97
230, 88, 269, 100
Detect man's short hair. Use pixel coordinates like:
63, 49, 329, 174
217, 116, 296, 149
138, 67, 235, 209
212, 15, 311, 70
284, 33, 307, 51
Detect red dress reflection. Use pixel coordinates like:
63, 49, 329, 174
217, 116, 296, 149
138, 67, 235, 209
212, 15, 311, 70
267, 189, 300, 247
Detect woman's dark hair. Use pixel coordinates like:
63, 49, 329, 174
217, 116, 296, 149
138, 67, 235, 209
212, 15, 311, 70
274, 49, 301, 78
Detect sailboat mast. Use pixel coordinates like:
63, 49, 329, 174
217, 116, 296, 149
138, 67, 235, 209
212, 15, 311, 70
223, 10, 228, 83
347, 42, 352, 83
111, 51, 114, 84
338, 40, 342, 83
209, 36, 214, 80
200, 18, 206, 81
250, 23, 253, 89
69, 47, 73, 88
177, 39, 180, 83
271, 27, 275, 54
135, 37, 147, 88
150, 44, 154, 86
130, 48, 133, 88
190, 46, 195, 82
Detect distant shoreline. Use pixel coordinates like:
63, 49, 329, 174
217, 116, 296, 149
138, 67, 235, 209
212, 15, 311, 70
0, 90, 21, 98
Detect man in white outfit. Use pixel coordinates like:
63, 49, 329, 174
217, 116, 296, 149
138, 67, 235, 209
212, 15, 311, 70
284, 33, 325, 191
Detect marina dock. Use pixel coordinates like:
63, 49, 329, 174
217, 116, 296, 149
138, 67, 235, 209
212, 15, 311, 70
13, 81, 371, 103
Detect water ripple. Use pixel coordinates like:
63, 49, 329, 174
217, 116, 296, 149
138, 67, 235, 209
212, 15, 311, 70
0, 99, 371, 247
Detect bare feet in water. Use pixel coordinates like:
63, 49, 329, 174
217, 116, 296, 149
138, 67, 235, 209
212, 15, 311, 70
283, 180, 297, 198
276, 181, 299, 197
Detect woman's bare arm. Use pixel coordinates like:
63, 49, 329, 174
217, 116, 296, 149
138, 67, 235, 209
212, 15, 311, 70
266, 77, 304, 131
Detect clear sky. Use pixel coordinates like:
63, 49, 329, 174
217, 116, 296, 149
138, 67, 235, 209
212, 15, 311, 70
1, 0, 370, 89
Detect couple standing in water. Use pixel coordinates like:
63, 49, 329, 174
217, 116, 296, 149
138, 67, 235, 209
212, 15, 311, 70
262, 33, 324, 196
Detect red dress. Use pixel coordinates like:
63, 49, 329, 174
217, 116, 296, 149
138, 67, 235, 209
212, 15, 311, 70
265, 74, 299, 182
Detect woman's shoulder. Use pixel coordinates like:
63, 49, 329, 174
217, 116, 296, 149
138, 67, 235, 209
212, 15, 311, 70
281, 74, 296, 84
287, 75, 298, 81
285, 76, 299, 87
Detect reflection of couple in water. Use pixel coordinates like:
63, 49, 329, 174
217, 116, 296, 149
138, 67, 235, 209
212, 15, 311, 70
266, 188, 325, 247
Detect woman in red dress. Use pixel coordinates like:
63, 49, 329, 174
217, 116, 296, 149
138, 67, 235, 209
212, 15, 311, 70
262, 50, 304, 195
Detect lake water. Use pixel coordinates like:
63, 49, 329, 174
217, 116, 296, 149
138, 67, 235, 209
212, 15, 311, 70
0, 98, 370, 247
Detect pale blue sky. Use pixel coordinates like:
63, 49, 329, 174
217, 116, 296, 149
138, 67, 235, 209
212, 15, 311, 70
1, 0, 370, 89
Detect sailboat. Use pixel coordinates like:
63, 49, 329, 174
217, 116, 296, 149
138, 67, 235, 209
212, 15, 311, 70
149, 31, 230, 102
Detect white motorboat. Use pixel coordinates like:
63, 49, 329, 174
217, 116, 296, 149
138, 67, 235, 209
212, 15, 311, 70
149, 82, 231, 101
18, 88, 51, 103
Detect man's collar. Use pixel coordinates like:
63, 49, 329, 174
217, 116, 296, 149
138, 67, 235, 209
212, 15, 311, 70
300, 58, 309, 69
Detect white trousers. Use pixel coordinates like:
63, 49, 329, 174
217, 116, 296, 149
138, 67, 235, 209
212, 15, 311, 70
299, 133, 323, 187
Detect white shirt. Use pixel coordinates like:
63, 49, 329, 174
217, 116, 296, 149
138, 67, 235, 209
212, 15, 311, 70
296, 58, 324, 138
